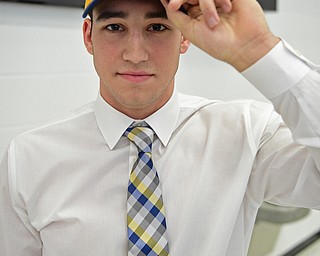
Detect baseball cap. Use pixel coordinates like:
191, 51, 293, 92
83, 0, 187, 18
83, 0, 100, 18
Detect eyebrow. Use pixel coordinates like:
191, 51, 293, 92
96, 11, 128, 22
95, 10, 168, 22
145, 11, 168, 19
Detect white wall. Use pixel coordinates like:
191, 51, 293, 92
0, 2, 99, 156
1, 1, 320, 255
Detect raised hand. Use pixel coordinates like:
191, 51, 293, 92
161, 0, 280, 71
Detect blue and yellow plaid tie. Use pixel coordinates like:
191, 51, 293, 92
124, 121, 169, 256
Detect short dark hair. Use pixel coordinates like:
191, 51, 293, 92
88, 10, 93, 20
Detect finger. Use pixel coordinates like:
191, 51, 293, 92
165, 0, 189, 15
167, 0, 191, 14
200, 0, 233, 27
165, 0, 219, 28
214, 0, 233, 13
161, 0, 188, 19
161, 0, 194, 38
198, 0, 220, 28
161, 0, 182, 12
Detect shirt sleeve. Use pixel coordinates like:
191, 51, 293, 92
242, 40, 320, 207
0, 141, 42, 255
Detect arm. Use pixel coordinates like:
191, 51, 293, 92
243, 40, 320, 170
0, 142, 42, 255
162, 0, 320, 205
161, 0, 319, 159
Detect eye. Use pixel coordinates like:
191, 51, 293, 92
105, 24, 124, 31
147, 24, 167, 32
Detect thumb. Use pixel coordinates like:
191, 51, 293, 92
160, 0, 194, 39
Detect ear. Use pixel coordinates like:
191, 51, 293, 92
83, 18, 93, 55
180, 35, 190, 54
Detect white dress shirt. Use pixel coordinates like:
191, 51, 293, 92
1, 41, 320, 256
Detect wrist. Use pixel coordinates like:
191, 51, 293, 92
230, 33, 280, 72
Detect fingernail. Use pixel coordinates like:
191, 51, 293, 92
208, 17, 218, 28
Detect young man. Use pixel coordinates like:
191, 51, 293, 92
1, 0, 319, 255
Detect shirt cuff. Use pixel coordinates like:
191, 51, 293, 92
242, 40, 311, 99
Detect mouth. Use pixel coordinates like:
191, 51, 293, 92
117, 71, 154, 83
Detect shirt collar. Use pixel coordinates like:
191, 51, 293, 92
94, 90, 180, 150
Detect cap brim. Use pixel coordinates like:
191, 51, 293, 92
82, 0, 99, 18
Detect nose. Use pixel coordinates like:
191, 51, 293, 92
122, 32, 148, 64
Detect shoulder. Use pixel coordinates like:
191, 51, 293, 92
12, 102, 96, 150
178, 93, 282, 141
178, 92, 275, 119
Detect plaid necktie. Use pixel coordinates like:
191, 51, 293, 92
124, 121, 170, 256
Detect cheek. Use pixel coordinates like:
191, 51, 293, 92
92, 34, 121, 58
92, 45, 119, 75
154, 45, 181, 73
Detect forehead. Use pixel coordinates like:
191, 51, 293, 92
93, 0, 167, 20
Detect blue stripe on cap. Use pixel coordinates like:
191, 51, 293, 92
82, 0, 99, 18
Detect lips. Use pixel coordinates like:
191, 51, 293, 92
117, 71, 154, 83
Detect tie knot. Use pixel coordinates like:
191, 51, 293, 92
124, 121, 154, 153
